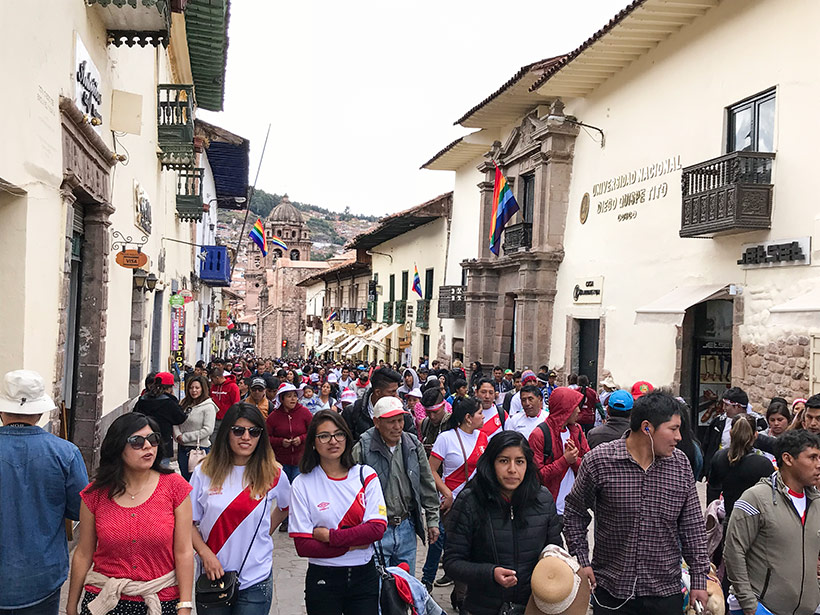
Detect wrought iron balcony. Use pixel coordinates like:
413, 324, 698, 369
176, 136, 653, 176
680, 151, 775, 238
87, 0, 185, 48
502, 222, 532, 253
157, 85, 195, 169
176, 167, 203, 221
416, 299, 431, 329
367, 300, 377, 321
394, 300, 408, 323
438, 285, 466, 319
199, 245, 230, 287
383, 301, 394, 325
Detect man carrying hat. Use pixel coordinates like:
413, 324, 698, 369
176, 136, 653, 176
353, 397, 440, 574
0, 370, 88, 615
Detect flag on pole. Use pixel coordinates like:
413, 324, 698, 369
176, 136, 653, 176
412, 265, 423, 298
271, 236, 288, 252
488, 163, 520, 255
326, 310, 338, 322
249, 219, 268, 256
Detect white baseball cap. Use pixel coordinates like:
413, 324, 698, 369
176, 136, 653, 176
373, 396, 406, 419
0, 370, 56, 415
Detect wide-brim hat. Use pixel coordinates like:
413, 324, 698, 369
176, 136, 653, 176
276, 383, 298, 403
525, 545, 590, 615
600, 375, 617, 390
0, 370, 56, 415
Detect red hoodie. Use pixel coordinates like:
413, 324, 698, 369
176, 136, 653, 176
527, 387, 590, 501
211, 374, 240, 420
266, 403, 313, 466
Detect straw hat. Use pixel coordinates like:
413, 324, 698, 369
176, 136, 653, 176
525, 546, 590, 615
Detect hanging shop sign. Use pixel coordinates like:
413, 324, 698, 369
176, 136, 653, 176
737, 237, 811, 269
115, 249, 148, 269
171, 305, 185, 371
74, 35, 103, 125
219, 309, 229, 327
169, 294, 185, 308
573, 277, 604, 304
179, 289, 194, 304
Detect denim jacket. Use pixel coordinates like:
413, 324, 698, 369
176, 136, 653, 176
0, 425, 88, 608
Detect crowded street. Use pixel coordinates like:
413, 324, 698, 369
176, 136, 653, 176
4, 1, 820, 615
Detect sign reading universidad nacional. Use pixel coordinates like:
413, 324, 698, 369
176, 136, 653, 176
590, 154, 681, 223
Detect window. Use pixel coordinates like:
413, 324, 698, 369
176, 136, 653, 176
389, 274, 395, 301
401, 271, 409, 300
461, 268, 467, 287
290, 249, 300, 260
521, 173, 535, 222
425, 268, 434, 300
273, 248, 282, 258
727, 89, 775, 153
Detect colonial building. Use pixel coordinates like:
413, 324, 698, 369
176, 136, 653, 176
0, 0, 243, 468
250, 197, 328, 358
425, 0, 820, 417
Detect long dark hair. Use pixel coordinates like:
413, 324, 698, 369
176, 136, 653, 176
444, 396, 480, 430
471, 431, 542, 525
300, 409, 355, 474
90, 412, 172, 498
181, 374, 210, 410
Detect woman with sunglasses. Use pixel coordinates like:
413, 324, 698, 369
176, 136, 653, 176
190, 403, 290, 615
66, 413, 194, 615
289, 410, 387, 615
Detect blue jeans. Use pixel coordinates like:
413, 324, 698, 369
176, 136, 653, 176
202, 573, 273, 615
378, 517, 417, 573
282, 464, 300, 483
421, 519, 445, 584
178, 445, 210, 481
0, 587, 60, 615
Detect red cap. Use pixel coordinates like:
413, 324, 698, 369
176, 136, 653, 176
631, 381, 653, 399
155, 372, 175, 386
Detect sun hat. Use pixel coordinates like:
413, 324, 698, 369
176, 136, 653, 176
607, 389, 634, 411
340, 389, 358, 405
250, 377, 266, 389
310, 373, 320, 383
373, 396, 406, 419
525, 545, 590, 615
631, 381, 654, 399
600, 375, 617, 390
406, 387, 423, 400
276, 383, 298, 403
155, 372, 175, 386
0, 370, 56, 415
327, 373, 338, 383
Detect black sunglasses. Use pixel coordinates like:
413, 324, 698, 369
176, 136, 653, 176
127, 432, 161, 449
230, 425, 264, 438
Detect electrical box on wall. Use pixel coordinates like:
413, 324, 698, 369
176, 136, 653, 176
110, 90, 143, 135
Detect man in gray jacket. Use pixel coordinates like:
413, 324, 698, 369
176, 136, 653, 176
353, 396, 440, 573
724, 429, 820, 615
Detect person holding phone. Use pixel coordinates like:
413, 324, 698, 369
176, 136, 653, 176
444, 430, 562, 615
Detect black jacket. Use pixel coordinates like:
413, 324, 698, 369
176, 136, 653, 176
342, 393, 417, 442
587, 416, 630, 449
702, 414, 768, 479
133, 394, 188, 459
706, 449, 774, 520
443, 484, 562, 615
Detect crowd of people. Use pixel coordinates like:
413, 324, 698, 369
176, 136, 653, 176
3, 356, 820, 615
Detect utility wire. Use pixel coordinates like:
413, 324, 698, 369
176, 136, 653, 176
232, 123, 271, 276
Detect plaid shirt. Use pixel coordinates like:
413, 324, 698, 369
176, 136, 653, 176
563, 434, 709, 598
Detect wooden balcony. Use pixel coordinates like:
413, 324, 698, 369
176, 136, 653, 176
680, 151, 775, 238
382, 301, 394, 325
176, 167, 203, 221
438, 285, 466, 319
394, 300, 408, 323
502, 222, 532, 253
416, 299, 431, 329
157, 85, 195, 169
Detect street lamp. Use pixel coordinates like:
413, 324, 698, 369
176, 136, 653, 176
133, 269, 158, 293
205, 196, 247, 211
546, 100, 606, 148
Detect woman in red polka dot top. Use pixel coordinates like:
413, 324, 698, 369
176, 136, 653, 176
65, 413, 194, 615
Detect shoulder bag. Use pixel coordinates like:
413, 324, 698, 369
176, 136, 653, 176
195, 494, 268, 610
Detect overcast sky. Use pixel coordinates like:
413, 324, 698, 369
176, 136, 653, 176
199, 0, 628, 216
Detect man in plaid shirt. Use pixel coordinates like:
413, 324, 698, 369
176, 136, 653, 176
563, 390, 709, 614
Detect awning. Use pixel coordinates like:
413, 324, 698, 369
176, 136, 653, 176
371, 322, 402, 342
315, 342, 333, 353
349, 340, 368, 355
326, 330, 346, 341
635, 284, 729, 326
330, 335, 354, 351
339, 337, 360, 353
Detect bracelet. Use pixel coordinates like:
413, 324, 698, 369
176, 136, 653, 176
176, 602, 194, 611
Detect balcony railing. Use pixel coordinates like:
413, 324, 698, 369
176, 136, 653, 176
199, 246, 230, 287
88, 0, 183, 47
438, 285, 466, 319
157, 85, 195, 169
176, 167, 204, 221
394, 300, 408, 323
382, 301, 394, 325
680, 151, 775, 238
416, 299, 431, 329
502, 222, 532, 253
367, 300, 377, 321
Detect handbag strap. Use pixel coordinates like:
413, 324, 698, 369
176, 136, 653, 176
454, 429, 470, 485
485, 509, 508, 603
237, 494, 268, 579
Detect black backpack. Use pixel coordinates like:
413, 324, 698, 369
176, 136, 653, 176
537, 422, 553, 460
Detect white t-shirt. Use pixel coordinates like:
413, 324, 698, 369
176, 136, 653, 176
788, 487, 807, 523
720, 419, 732, 449
288, 464, 387, 567
505, 409, 549, 440
191, 464, 291, 588
431, 428, 488, 500
509, 392, 547, 417
480, 405, 505, 440
555, 429, 576, 515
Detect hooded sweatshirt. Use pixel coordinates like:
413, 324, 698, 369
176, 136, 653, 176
266, 402, 313, 466
397, 368, 420, 400
210, 374, 240, 420
527, 387, 589, 501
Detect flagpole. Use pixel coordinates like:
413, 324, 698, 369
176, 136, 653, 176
232, 123, 271, 276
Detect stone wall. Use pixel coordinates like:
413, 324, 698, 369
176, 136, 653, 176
739, 333, 811, 411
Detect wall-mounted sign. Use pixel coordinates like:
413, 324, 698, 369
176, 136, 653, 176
737, 237, 811, 269
573, 276, 604, 304
179, 289, 194, 304
171, 306, 185, 371
74, 35, 102, 125
115, 250, 148, 269
169, 294, 185, 308
134, 181, 152, 235
580, 193, 590, 224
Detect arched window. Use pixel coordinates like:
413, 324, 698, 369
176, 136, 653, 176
290, 249, 300, 261
273, 248, 283, 258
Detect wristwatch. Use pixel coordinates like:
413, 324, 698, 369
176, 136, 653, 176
176, 602, 194, 611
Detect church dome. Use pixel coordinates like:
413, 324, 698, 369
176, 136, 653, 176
269, 194, 303, 224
